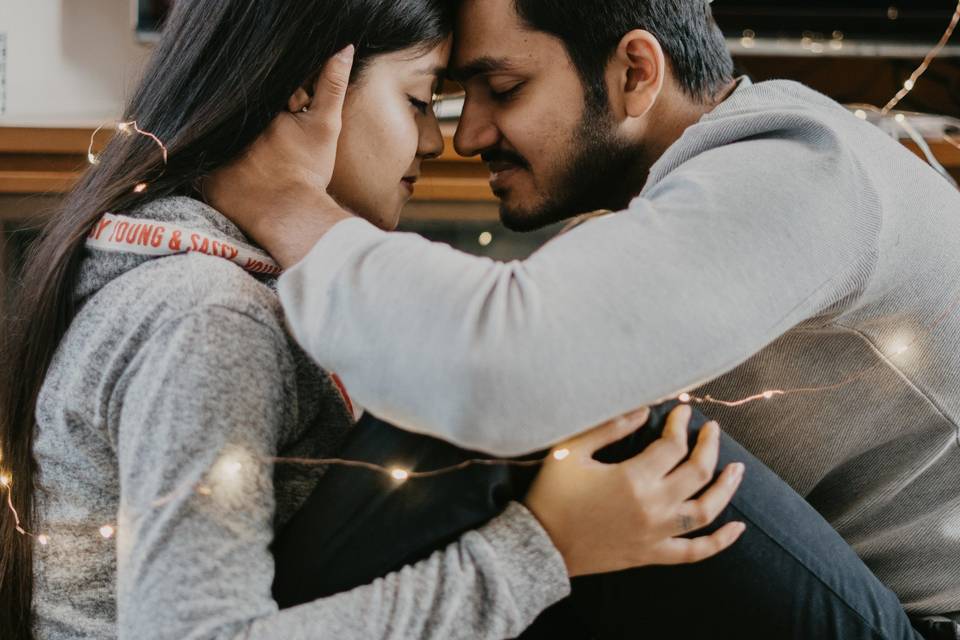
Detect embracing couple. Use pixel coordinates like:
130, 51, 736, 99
3, 0, 959, 639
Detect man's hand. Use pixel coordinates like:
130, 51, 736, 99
205, 45, 356, 268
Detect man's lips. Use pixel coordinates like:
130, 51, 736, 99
487, 162, 524, 187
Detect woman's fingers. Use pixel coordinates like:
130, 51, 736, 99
663, 420, 722, 501
672, 462, 745, 535
305, 44, 355, 132
655, 521, 747, 565
567, 406, 650, 458
627, 404, 692, 479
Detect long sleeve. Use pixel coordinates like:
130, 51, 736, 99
112, 306, 569, 640
278, 135, 880, 456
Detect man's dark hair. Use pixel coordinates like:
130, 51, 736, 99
513, 0, 734, 106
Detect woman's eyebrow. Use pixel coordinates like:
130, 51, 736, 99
414, 65, 448, 79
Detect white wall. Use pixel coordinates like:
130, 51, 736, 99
0, 0, 150, 125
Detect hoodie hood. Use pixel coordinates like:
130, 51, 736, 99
77, 196, 275, 302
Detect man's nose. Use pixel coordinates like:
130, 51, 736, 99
454, 99, 500, 157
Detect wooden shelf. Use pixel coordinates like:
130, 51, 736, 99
2, 123, 957, 209
0, 124, 496, 203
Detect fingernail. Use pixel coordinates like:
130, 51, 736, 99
727, 463, 745, 483
337, 44, 355, 62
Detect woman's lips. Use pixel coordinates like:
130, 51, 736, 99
401, 177, 417, 194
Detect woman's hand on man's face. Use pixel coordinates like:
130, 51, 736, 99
524, 404, 746, 578
205, 45, 357, 268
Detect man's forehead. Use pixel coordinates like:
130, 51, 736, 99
451, 0, 556, 81
456, 0, 522, 37
452, 0, 528, 69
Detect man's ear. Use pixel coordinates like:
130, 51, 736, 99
287, 86, 312, 113
609, 29, 666, 119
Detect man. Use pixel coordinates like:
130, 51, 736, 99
209, 0, 960, 636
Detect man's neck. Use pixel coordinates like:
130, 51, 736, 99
647, 79, 739, 167
625, 78, 740, 198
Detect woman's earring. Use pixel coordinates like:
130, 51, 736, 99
301, 106, 309, 113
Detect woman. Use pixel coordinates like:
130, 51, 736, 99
0, 1, 742, 638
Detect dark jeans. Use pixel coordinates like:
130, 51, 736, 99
271, 403, 924, 639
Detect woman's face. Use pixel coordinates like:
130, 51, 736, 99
326, 40, 451, 230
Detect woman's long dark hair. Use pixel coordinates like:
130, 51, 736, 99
0, 1, 453, 636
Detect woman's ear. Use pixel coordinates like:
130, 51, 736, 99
287, 86, 312, 113
610, 29, 666, 119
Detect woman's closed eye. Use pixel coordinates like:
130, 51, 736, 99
408, 96, 432, 115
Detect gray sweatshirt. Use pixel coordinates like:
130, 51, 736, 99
276, 79, 960, 616
33, 197, 570, 639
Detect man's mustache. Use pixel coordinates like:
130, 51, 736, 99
480, 149, 531, 170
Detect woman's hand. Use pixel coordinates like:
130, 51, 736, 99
524, 404, 746, 577
204, 45, 357, 268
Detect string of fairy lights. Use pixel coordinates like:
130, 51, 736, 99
3, 2, 960, 546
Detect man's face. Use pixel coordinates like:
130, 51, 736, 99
452, 0, 646, 231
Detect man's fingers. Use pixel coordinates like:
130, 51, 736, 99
655, 521, 747, 565
567, 406, 650, 457
307, 44, 355, 126
663, 420, 721, 500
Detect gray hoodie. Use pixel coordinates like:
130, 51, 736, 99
276, 78, 960, 616
32, 196, 570, 639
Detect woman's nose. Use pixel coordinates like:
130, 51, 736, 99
418, 114, 445, 160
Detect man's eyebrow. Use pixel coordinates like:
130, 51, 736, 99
449, 57, 514, 83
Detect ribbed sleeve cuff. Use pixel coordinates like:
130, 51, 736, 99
282, 216, 384, 284
277, 216, 385, 355
479, 502, 572, 622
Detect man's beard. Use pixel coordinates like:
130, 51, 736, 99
498, 105, 648, 233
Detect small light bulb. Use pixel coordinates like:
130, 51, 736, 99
903, 79, 915, 91
118, 122, 132, 134
87, 152, 100, 165
99, 525, 115, 539
895, 114, 907, 123
390, 468, 410, 482
553, 448, 571, 461
37, 534, 49, 546
133, 183, 148, 193
0, 473, 11, 488
478, 232, 493, 247
678, 393, 691, 403
855, 109, 868, 120
763, 391, 775, 400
